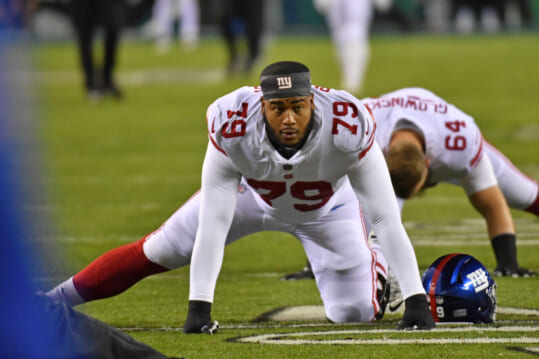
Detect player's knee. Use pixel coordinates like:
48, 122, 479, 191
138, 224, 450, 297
142, 230, 192, 269
325, 302, 371, 323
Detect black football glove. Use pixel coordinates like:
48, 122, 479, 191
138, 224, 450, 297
491, 233, 535, 278
493, 265, 536, 278
397, 294, 435, 330
183, 300, 219, 335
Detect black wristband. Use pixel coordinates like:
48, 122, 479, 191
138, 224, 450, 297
188, 300, 212, 315
491, 233, 518, 268
404, 294, 428, 310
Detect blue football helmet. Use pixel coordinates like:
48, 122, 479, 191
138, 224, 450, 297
422, 253, 497, 323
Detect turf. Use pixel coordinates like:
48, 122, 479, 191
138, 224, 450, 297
32, 33, 538, 358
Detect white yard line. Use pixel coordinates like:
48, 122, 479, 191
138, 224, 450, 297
32, 68, 225, 85
239, 337, 539, 345
235, 326, 539, 345
120, 323, 539, 346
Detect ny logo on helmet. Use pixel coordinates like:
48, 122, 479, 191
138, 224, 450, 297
466, 268, 489, 293
277, 76, 292, 89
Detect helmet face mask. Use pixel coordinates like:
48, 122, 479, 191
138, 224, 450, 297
422, 253, 497, 323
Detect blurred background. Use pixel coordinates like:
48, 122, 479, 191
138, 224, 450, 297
2, 0, 538, 297
1, 1, 538, 357
30, 0, 539, 39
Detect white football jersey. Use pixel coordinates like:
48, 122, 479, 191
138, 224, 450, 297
362, 87, 484, 185
206, 85, 376, 223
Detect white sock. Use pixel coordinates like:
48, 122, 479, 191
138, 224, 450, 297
45, 277, 85, 306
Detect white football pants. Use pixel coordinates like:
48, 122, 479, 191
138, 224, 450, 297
483, 142, 538, 210
436, 141, 539, 210
144, 181, 386, 323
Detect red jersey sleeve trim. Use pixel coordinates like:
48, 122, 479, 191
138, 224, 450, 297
206, 112, 228, 156
208, 132, 227, 156
358, 122, 377, 160
469, 137, 483, 168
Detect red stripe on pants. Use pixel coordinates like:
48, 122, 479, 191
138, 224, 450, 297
526, 191, 539, 216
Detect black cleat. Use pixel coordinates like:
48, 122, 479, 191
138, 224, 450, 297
375, 273, 390, 320
281, 262, 315, 281
102, 83, 124, 100
493, 266, 535, 278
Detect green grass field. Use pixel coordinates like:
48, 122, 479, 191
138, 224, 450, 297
33, 33, 538, 358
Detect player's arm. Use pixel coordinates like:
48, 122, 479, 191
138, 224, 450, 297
462, 154, 535, 277
184, 143, 241, 334
348, 142, 435, 330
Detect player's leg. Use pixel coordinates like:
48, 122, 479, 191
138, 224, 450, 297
46, 184, 265, 306
326, 0, 372, 94
296, 194, 388, 322
44, 189, 203, 306
219, 0, 240, 73
484, 141, 539, 216
45, 234, 168, 306
100, 0, 125, 97
64, 190, 203, 304
144, 184, 265, 268
70, 0, 97, 94
178, 0, 200, 49
152, 0, 173, 52
242, 0, 264, 71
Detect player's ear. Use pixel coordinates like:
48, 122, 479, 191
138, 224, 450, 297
260, 96, 265, 113
310, 93, 315, 110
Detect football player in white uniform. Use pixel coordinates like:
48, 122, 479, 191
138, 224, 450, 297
284, 87, 537, 281
366, 87, 537, 277
46, 62, 435, 333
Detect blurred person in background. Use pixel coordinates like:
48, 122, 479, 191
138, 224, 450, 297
313, 0, 375, 95
424, 0, 534, 33
451, 0, 505, 33
313, 0, 414, 94
70, 0, 126, 101
219, 0, 264, 74
151, 0, 200, 54
449, 0, 534, 33
373, 0, 416, 32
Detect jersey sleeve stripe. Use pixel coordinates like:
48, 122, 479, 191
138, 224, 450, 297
206, 111, 228, 156
364, 103, 375, 122
208, 132, 227, 156
469, 137, 484, 168
358, 122, 377, 160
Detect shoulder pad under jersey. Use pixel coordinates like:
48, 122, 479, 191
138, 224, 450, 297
206, 86, 262, 154
314, 87, 376, 156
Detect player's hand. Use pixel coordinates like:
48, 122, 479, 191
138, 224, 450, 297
493, 265, 536, 278
397, 294, 435, 330
183, 300, 219, 334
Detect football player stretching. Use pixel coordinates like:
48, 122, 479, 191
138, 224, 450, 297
284, 88, 537, 304
47, 61, 435, 333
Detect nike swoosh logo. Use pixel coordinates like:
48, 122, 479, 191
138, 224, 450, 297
330, 204, 344, 211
